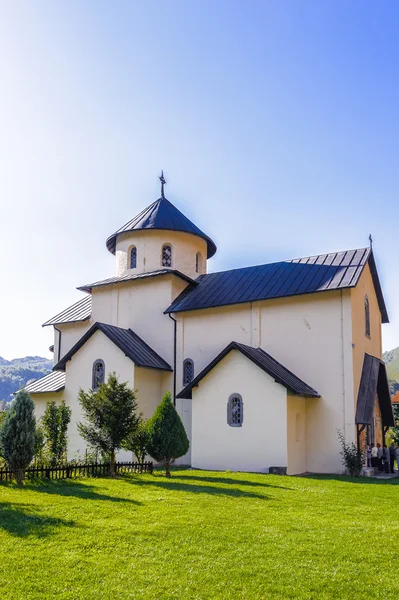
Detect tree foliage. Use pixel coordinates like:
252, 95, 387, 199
337, 430, 364, 477
33, 420, 47, 465
77, 373, 140, 476
123, 418, 150, 463
147, 391, 189, 476
42, 400, 72, 465
0, 390, 36, 484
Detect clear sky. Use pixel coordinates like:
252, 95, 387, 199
0, 1, 398, 359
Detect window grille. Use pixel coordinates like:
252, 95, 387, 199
365, 296, 371, 337
130, 247, 137, 269
162, 244, 172, 267
92, 360, 105, 390
227, 394, 243, 427
183, 359, 194, 386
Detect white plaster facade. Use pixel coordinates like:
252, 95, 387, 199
28, 188, 389, 475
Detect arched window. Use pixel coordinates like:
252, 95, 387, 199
195, 252, 202, 274
162, 244, 172, 267
183, 359, 194, 386
130, 246, 137, 269
92, 359, 105, 390
227, 393, 243, 427
365, 295, 371, 337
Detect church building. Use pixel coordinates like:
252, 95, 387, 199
26, 174, 394, 474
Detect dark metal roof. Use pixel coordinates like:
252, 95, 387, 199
356, 353, 394, 427
177, 341, 320, 399
106, 196, 217, 258
166, 248, 389, 323
77, 269, 196, 294
24, 371, 65, 394
54, 322, 172, 372
43, 295, 92, 327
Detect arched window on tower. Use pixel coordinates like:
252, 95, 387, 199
92, 359, 105, 390
365, 295, 371, 337
195, 252, 202, 274
130, 246, 137, 269
227, 393, 243, 427
162, 244, 172, 267
183, 359, 194, 386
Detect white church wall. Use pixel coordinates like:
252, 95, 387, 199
90, 276, 177, 366
134, 366, 164, 419
62, 329, 135, 461
32, 391, 65, 420
191, 350, 287, 472
54, 320, 92, 363
287, 395, 307, 475
258, 289, 354, 474
179, 289, 354, 474
115, 229, 208, 279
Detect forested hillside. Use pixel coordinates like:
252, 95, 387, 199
383, 346, 399, 395
0, 356, 52, 403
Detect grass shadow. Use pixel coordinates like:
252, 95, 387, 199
170, 473, 292, 491
301, 473, 399, 486
5, 479, 141, 505
0, 501, 75, 538
122, 474, 270, 500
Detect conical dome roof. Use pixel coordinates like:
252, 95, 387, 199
106, 195, 217, 258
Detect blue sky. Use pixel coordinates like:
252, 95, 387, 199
0, 1, 398, 359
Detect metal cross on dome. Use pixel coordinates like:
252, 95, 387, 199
159, 170, 166, 197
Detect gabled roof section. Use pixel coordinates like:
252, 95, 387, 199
77, 269, 196, 294
106, 196, 217, 258
53, 322, 172, 372
356, 353, 394, 427
166, 248, 389, 323
43, 296, 92, 327
24, 371, 65, 394
177, 341, 320, 399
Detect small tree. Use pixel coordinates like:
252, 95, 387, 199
1, 390, 36, 484
33, 420, 46, 466
337, 430, 364, 477
123, 418, 150, 463
42, 400, 72, 465
77, 373, 140, 477
147, 391, 189, 477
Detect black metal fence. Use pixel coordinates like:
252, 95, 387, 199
0, 461, 153, 482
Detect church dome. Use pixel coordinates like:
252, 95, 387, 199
106, 179, 217, 258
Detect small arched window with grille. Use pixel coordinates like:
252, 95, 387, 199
227, 394, 243, 427
183, 359, 194, 386
365, 295, 371, 337
92, 359, 105, 390
130, 246, 137, 269
195, 252, 202, 274
162, 244, 172, 267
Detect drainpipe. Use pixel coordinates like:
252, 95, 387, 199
168, 313, 177, 406
340, 291, 346, 439
54, 326, 62, 362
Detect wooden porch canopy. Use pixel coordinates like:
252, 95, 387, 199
355, 353, 394, 428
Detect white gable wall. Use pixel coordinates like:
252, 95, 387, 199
191, 350, 287, 472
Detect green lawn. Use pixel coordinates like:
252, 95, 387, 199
0, 470, 398, 599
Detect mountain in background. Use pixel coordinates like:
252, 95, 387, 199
0, 356, 52, 403
383, 347, 399, 395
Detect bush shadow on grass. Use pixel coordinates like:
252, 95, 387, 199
122, 474, 272, 500
0, 501, 75, 538
2, 479, 141, 505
